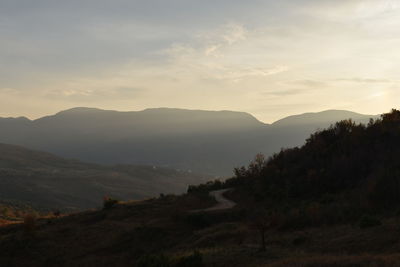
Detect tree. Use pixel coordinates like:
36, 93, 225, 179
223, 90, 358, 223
249, 209, 280, 251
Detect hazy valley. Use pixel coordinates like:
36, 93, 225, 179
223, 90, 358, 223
0, 107, 377, 176
0, 142, 209, 211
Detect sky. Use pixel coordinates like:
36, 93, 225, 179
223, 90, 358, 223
0, 0, 399, 123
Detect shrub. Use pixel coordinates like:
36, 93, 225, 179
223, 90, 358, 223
359, 215, 382, 229
103, 196, 119, 210
23, 213, 37, 235
53, 210, 61, 217
175, 251, 203, 267
137, 254, 171, 267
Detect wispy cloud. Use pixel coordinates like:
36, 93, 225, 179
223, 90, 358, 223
1, 0, 400, 121
163, 23, 288, 82
285, 80, 327, 88
0, 87, 21, 96
334, 78, 398, 84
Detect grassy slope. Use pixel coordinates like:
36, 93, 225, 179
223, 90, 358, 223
0, 143, 211, 211
1, 192, 400, 267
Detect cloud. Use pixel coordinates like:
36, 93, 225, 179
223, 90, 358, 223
296, 0, 400, 21
162, 23, 288, 82
220, 23, 247, 45
213, 66, 289, 82
1, 0, 400, 121
0, 88, 19, 94
263, 88, 306, 97
334, 78, 398, 83
285, 80, 327, 88
46, 86, 144, 102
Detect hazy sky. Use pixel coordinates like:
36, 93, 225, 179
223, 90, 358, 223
1, 0, 399, 122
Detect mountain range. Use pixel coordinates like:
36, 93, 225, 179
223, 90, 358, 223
0, 108, 378, 176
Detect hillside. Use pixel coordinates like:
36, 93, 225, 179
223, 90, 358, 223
0, 143, 210, 211
192, 109, 400, 219
271, 110, 375, 126
233, 109, 400, 209
0, 110, 398, 266
2, 192, 400, 267
0, 108, 377, 176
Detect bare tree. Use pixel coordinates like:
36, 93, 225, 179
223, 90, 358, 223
249, 209, 280, 251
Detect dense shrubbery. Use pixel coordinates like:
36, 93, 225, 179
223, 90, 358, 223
227, 109, 400, 212
188, 109, 400, 223
187, 180, 223, 193
103, 196, 119, 209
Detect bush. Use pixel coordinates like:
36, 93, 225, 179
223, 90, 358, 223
137, 254, 171, 267
23, 213, 37, 235
103, 196, 119, 210
359, 215, 382, 229
53, 210, 61, 217
175, 251, 203, 267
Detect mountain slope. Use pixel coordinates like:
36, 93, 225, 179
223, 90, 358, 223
0, 111, 398, 267
272, 110, 376, 126
0, 108, 377, 176
0, 143, 210, 210
198, 109, 400, 212
268, 109, 379, 149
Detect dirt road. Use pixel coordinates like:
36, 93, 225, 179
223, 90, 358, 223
197, 188, 236, 212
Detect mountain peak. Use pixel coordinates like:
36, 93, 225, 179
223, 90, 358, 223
0, 116, 31, 122
56, 107, 104, 115
272, 109, 378, 126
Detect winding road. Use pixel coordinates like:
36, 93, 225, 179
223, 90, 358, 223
193, 188, 236, 212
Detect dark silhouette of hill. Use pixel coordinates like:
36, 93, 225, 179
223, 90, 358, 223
272, 109, 373, 126
268, 110, 379, 150
0, 143, 209, 211
194, 109, 400, 214
0, 107, 377, 176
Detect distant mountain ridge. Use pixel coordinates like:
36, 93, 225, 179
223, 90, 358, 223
272, 110, 376, 126
0, 107, 378, 175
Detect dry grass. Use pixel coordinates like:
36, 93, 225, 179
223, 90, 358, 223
266, 253, 400, 267
0, 194, 400, 266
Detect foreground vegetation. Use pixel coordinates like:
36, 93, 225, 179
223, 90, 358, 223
1, 109, 400, 266
2, 191, 400, 266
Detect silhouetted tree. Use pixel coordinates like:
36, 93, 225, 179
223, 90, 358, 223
249, 210, 281, 251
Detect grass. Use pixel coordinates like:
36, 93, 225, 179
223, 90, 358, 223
267, 253, 400, 267
0, 192, 400, 266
